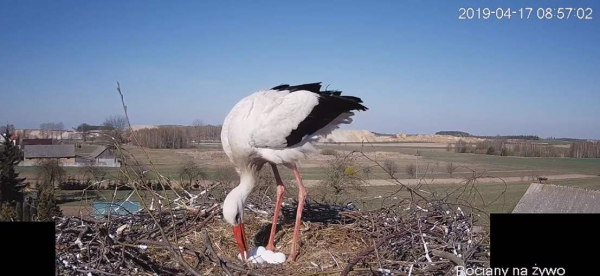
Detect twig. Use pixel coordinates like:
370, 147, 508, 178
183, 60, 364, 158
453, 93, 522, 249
340, 231, 406, 276
431, 249, 465, 267
202, 232, 266, 276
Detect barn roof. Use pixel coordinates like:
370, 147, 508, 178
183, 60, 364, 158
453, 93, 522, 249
513, 183, 600, 213
22, 138, 53, 145
24, 145, 75, 158
89, 146, 108, 158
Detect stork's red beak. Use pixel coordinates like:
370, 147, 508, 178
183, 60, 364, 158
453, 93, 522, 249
232, 223, 249, 261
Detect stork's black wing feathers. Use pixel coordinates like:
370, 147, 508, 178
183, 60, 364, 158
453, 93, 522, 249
272, 82, 322, 93
273, 82, 368, 147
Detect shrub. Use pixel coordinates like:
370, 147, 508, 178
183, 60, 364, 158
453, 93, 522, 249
446, 143, 453, 152
446, 163, 458, 175
209, 166, 239, 201
382, 159, 399, 177
454, 140, 469, 153
106, 182, 134, 190
316, 155, 365, 204
405, 164, 416, 178
213, 166, 238, 187
486, 147, 495, 155
80, 164, 107, 184
36, 182, 62, 221
178, 160, 207, 190
35, 159, 66, 188
58, 180, 88, 190
362, 166, 372, 179
344, 166, 357, 176
0, 203, 16, 221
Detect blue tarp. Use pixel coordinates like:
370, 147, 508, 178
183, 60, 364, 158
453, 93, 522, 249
93, 201, 140, 217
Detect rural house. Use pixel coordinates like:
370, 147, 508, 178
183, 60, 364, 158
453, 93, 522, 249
0, 133, 18, 146
87, 146, 120, 167
22, 144, 75, 166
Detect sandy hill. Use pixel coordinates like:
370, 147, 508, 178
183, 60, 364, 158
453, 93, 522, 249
319, 129, 482, 143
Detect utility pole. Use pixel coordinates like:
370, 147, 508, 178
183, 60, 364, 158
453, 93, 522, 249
415, 153, 418, 180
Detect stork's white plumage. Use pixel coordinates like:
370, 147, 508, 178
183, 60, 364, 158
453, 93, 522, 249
221, 83, 367, 262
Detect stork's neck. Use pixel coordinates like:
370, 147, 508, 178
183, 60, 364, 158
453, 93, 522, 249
236, 166, 259, 202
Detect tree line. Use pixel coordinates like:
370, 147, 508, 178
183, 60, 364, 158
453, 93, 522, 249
132, 124, 222, 149
569, 141, 600, 158
451, 139, 600, 158
451, 139, 567, 157
436, 131, 540, 140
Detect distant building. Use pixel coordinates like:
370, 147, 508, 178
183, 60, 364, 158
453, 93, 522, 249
22, 138, 53, 146
15, 129, 88, 141
22, 145, 76, 165
88, 146, 120, 167
0, 133, 18, 146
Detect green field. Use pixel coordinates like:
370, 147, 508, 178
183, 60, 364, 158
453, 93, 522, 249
56, 176, 600, 226
18, 143, 600, 181
17, 142, 598, 221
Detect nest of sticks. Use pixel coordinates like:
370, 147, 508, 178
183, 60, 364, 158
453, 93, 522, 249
55, 189, 489, 276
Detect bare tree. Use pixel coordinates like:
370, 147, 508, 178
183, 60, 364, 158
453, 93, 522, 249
192, 119, 204, 127
209, 165, 238, 201
212, 166, 238, 187
133, 126, 194, 149
178, 160, 207, 190
316, 155, 365, 204
39, 122, 64, 139
75, 123, 93, 142
192, 119, 204, 144
362, 166, 372, 179
0, 124, 15, 134
446, 162, 459, 175
103, 115, 128, 144
405, 163, 416, 178
36, 159, 66, 189
383, 159, 399, 177
80, 164, 107, 184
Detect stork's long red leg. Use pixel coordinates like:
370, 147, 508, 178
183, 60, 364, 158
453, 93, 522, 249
289, 164, 307, 262
266, 163, 285, 251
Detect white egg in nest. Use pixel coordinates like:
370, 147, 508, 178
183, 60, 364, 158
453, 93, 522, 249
237, 246, 286, 264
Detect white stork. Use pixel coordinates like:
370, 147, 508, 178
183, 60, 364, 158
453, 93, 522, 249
221, 82, 367, 262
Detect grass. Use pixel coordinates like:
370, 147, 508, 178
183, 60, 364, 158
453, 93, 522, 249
56, 176, 600, 226
75, 144, 100, 155
547, 177, 600, 190
314, 176, 600, 227
319, 144, 600, 176
56, 182, 527, 225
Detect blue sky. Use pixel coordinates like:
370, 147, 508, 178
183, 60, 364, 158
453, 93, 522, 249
0, 1, 598, 138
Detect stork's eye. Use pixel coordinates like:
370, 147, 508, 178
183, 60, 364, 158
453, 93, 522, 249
235, 213, 241, 224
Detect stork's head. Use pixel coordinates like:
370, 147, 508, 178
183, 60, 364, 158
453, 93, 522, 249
223, 186, 244, 225
223, 186, 249, 260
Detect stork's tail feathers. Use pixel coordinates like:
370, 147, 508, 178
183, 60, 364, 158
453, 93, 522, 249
274, 82, 368, 146
272, 82, 368, 112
